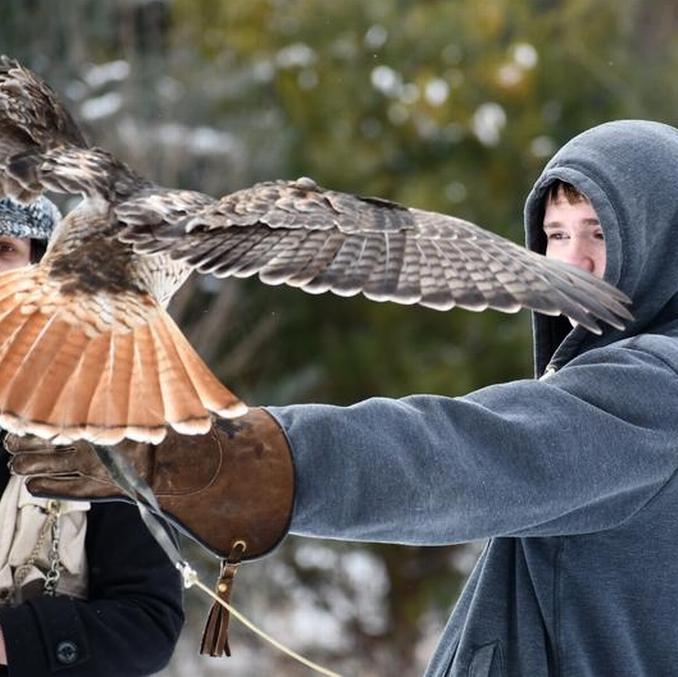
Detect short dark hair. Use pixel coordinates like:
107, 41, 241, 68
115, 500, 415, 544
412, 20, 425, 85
545, 180, 589, 205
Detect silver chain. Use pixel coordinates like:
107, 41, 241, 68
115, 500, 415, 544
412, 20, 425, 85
42, 500, 62, 596
5, 499, 63, 603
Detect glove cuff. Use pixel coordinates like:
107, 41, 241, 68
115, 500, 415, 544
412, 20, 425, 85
157, 408, 295, 560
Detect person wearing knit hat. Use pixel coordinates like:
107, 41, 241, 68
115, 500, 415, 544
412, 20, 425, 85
0, 197, 183, 676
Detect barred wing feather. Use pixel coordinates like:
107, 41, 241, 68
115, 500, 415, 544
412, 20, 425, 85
118, 178, 632, 334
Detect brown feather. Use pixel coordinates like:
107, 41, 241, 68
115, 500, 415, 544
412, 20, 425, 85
3, 316, 71, 416
51, 333, 113, 443
21, 322, 89, 427
0, 312, 52, 405
162, 314, 246, 417
147, 314, 210, 433
125, 323, 166, 443
84, 331, 134, 444
0, 269, 246, 443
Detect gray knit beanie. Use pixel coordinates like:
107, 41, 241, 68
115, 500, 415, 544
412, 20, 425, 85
0, 196, 60, 240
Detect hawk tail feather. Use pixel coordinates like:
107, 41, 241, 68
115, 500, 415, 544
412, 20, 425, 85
0, 267, 246, 444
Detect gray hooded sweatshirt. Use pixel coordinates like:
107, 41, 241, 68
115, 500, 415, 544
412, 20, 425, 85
268, 120, 678, 676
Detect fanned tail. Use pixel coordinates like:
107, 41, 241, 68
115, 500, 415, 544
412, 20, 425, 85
0, 267, 246, 444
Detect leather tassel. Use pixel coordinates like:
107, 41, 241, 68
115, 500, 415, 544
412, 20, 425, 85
200, 541, 246, 657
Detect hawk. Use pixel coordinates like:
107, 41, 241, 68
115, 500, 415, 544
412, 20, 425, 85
0, 56, 631, 445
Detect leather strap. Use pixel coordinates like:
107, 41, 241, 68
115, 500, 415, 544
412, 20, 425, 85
200, 540, 246, 657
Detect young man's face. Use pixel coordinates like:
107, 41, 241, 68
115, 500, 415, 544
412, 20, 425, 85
0, 236, 31, 272
543, 192, 606, 279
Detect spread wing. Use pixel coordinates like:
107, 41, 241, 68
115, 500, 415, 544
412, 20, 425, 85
0, 55, 632, 334
116, 178, 632, 334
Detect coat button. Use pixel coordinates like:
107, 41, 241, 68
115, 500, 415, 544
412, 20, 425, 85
56, 640, 79, 664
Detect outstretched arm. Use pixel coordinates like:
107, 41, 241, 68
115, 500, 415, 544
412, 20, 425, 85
10, 339, 678, 552
274, 340, 678, 543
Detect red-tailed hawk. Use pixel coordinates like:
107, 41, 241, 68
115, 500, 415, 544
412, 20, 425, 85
0, 56, 631, 445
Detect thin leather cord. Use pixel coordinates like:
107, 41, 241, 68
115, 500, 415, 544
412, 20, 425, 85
92, 445, 341, 677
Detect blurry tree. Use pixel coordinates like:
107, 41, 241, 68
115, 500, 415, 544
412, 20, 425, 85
0, 0, 676, 674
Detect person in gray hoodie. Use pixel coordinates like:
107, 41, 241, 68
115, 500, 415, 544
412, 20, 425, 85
9, 119, 678, 676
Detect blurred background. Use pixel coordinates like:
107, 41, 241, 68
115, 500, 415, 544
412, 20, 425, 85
1, 0, 676, 674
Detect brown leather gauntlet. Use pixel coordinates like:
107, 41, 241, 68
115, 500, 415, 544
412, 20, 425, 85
152, 410, 295, 561
7, 408, 296, 561
8, 408, 295, 657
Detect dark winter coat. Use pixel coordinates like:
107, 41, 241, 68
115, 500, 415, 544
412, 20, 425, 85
0, 447, 184, 676
269, 121, 678, 676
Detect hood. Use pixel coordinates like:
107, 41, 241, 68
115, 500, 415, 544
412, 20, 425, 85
524, 120, 678, 376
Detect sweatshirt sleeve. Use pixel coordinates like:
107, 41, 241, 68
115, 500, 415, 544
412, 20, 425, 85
0, 501, 184, 677
268, 341, 678, 543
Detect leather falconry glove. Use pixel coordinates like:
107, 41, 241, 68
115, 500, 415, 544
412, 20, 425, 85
6, 408, 295, 561
5, 408, 295, 658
